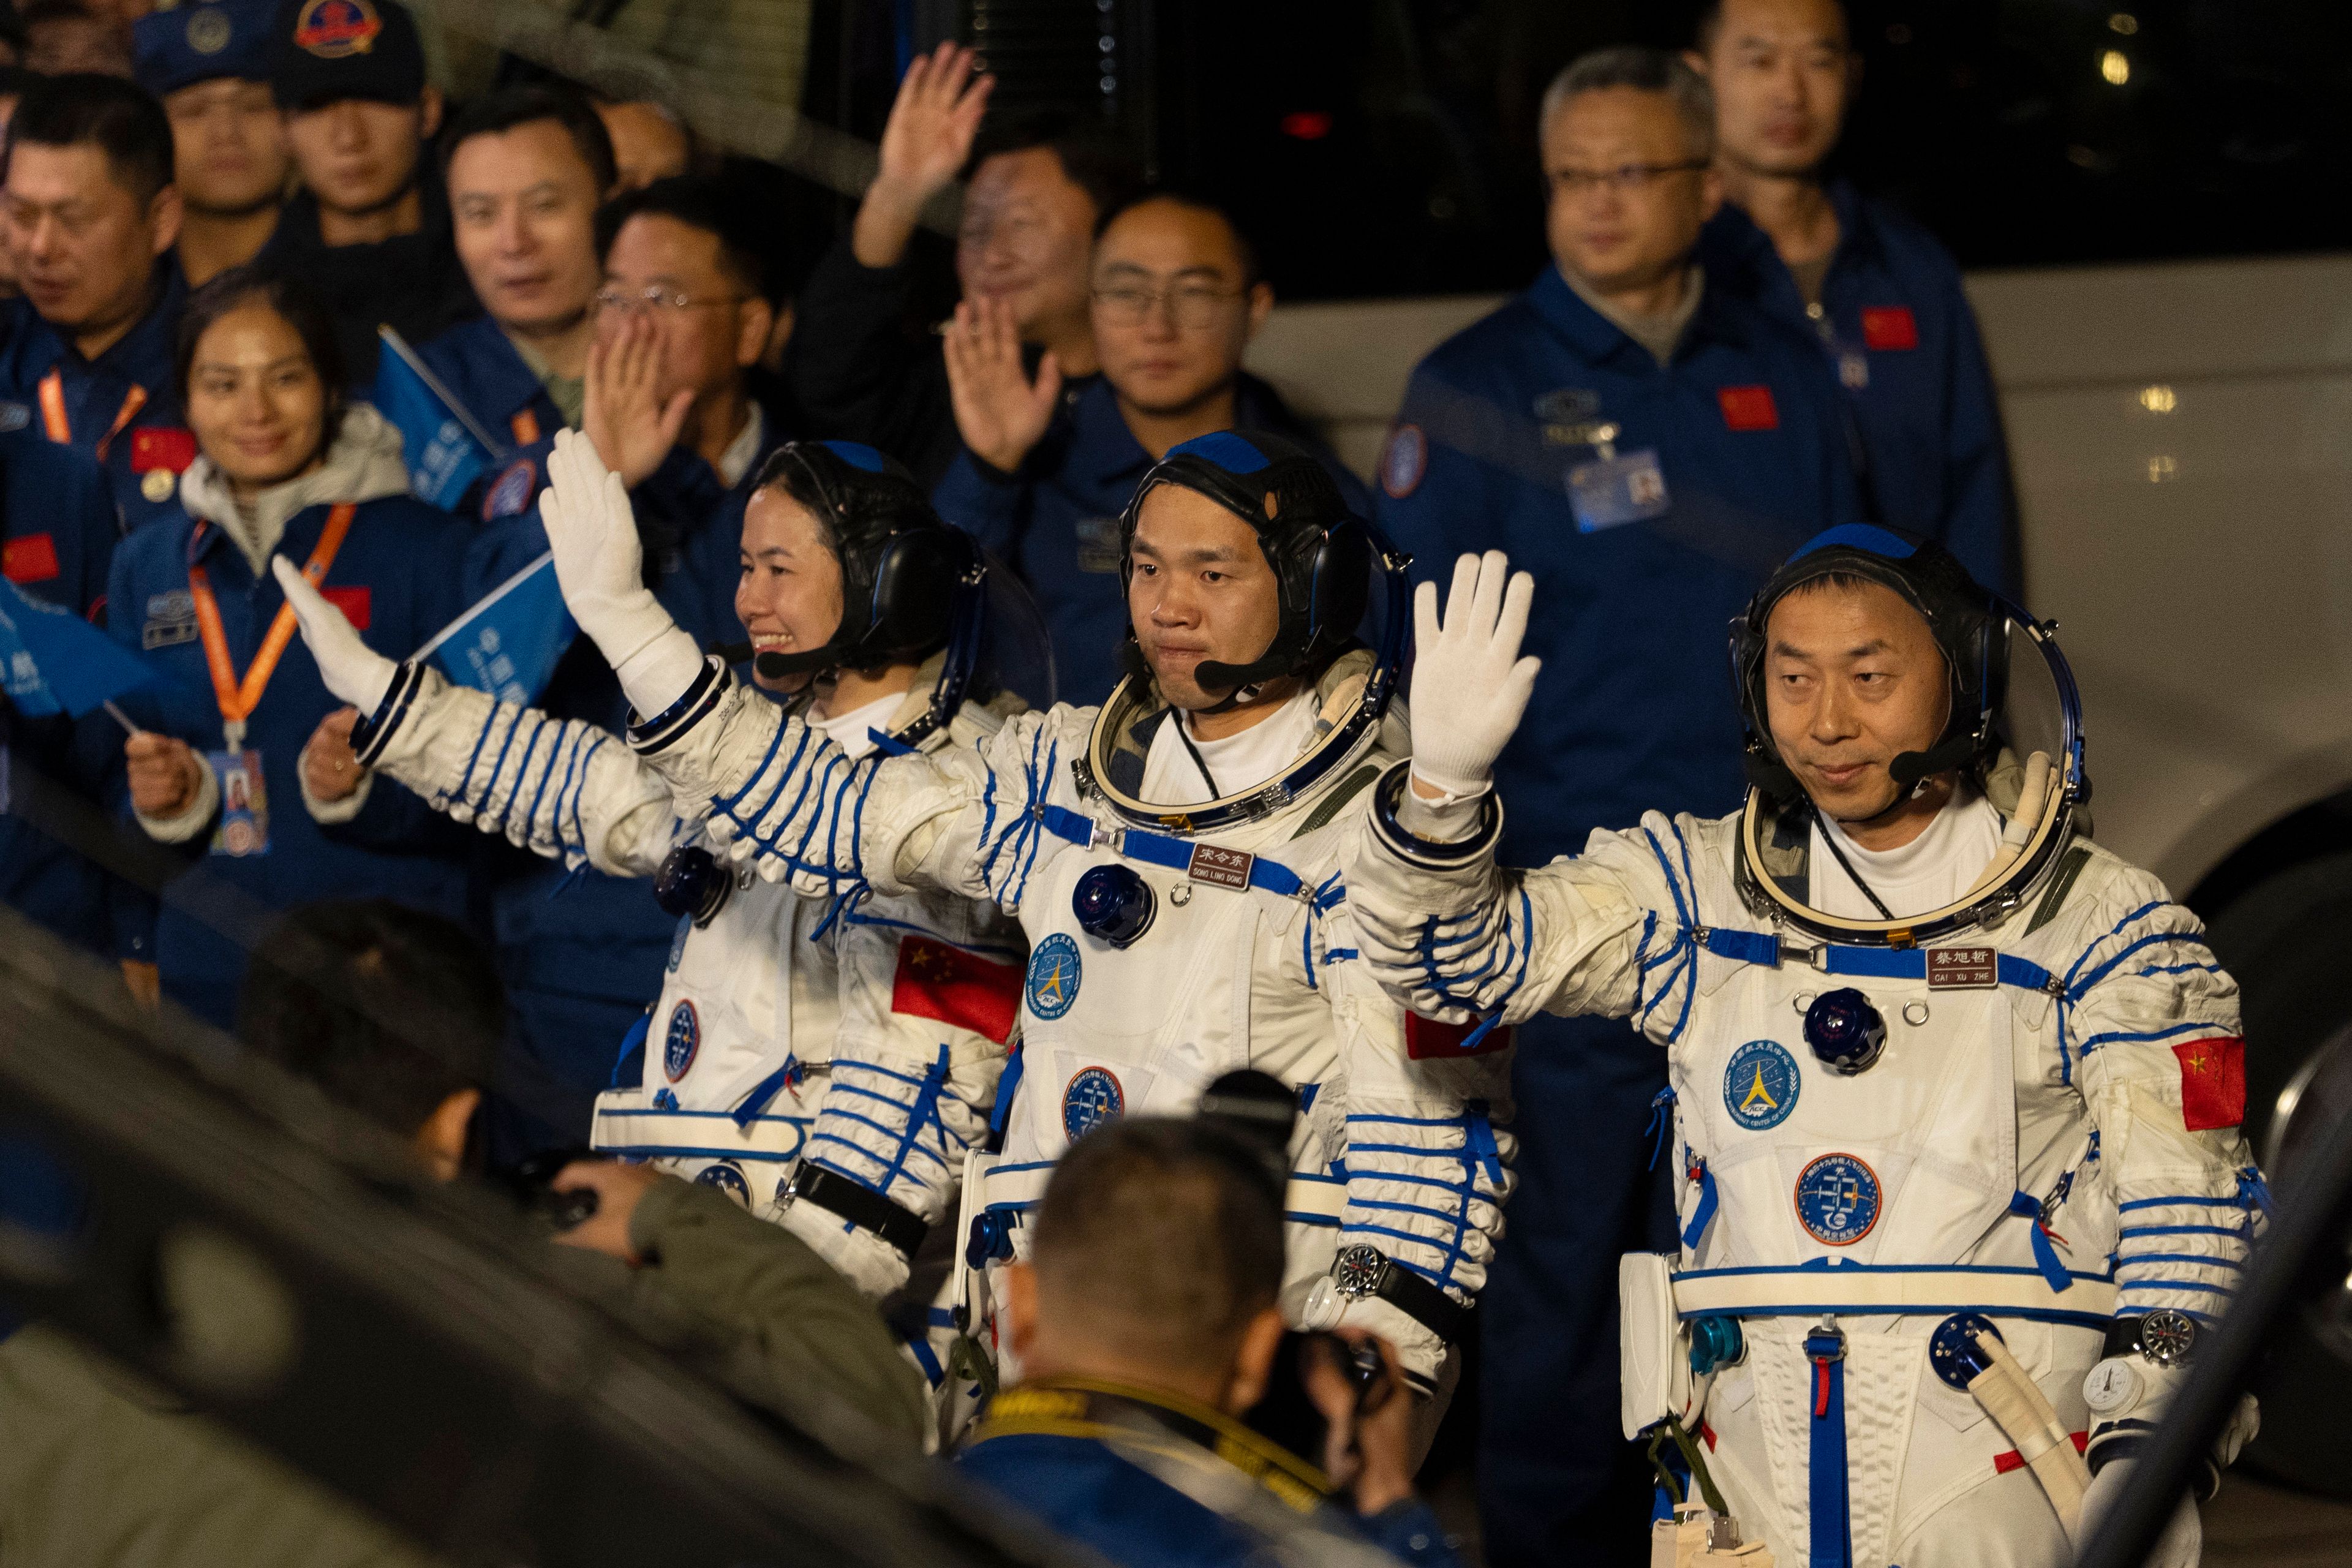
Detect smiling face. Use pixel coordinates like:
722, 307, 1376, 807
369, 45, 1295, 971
956, 146, 1096, 340
1701, 0, 1855, 179
1125, 484, 1283, 714
1763, 577, 1952, 824
184, 301, 329, 494
737, 485, 846, 696
448, 118, 604, 337
595, 213, 765, 414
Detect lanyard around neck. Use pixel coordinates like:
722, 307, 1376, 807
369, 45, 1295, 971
188, 502, 357, 750
37, 369, 147, 462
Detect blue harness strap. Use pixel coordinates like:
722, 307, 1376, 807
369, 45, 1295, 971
1805, 1326, 1852, 1568
1681, 1151, 1718, 1250
1704, 929, 2055, 994
1038, 803, 1307, 897
2009, 1189, 2075, 1292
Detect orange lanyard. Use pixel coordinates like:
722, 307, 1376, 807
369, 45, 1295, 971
189, 502, 357, 750
37, 369, 147, 461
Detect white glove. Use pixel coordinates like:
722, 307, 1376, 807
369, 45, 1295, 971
1408, 551, 1541, 797
2080, 1458, 2199, 1567
540, 428, 703, 717
774, 1199, 913, 1300
273, 556, 395, 713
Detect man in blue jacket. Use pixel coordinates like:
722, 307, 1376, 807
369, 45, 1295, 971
934, 189, 1363, 704
0, 73, 197, 535
962, 1116, 1458, 1568
1372, 47, 1860, 1566
1691, 0, 2017, 594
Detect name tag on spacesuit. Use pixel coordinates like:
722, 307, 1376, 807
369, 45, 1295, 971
1186, 842, 1254, 891
1926, 946, 1997, 989
1567, 448, 1670, 532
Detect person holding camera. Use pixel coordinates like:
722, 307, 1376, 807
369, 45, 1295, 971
960, 1115, 1460, 1568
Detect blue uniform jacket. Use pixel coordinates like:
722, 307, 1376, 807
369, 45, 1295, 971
461, 428, 777, 1155
959, 1406, 1458, 1568
1378, 266, 1862, 861
0, 428, 141, 958
933, 374, 1370, 707
0, 265, 196, 537
404, 313, 568, 519
107, 494, 478, 1026
1699, 181, 2018, 597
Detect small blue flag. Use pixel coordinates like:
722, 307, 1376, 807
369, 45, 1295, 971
0, 576, 153, 717
417, 551, 576, 706
374, 325, 507, 511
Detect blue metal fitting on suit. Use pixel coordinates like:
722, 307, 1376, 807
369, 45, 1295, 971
1804, 987, 1887, 1075
1072, 863, 1156, 948
1690, 1314, 1746, 1375
1929, 1313, 2002, 1390
654, 844, 733, 926
967, 1209, 1016, 1269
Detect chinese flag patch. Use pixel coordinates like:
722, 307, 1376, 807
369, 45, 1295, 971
3, 533, 58, 584
2173, 1036, 2247, 1131
1717, 385, 1779, 431
322, 585, 371, 630
1861, 306, 1919, 351
1405, 1011, 1512, 1060
130, 426, 197, 474
891, 935, 1022, 1044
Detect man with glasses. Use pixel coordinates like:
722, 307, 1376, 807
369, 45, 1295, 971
458, 173, 790, 1163
1691, 0, 2016, 594
1371, 46, 1860, 1566
935, 189, 1363, 703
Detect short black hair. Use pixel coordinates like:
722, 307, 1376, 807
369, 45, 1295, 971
6, 72, 173, 208
595, 173, 770, 300
1030, 1117, 1285, 1376
1093, 187, 1262, 288
1693, 0, 1852, 54
237, 900, 504, 1138
174, 264, 350, 441
970, 110, 1144, 223
439, 84, 618, 197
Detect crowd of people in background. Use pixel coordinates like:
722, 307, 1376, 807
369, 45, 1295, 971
0, 0, 2032, 1564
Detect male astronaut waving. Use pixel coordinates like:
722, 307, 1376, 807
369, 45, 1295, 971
276, 442, 1030, 1408
1343, 534, 2262, 1566
532, 423, 1515, 1404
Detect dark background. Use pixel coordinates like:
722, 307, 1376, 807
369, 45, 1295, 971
798, 0, 2352, 301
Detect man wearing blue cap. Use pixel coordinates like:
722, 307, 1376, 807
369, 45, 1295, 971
254, 0, 470, 382
135, 0, 291, 287
0, 72, 198, 534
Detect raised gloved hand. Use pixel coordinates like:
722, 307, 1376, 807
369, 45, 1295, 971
273, 554, 395, 713
540, 428, 703, 717
2080, 1458, 2200, 1567
1408, 551, 1540, 797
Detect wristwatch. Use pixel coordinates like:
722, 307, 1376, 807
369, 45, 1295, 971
2103, 1310, 2198, 1368
1329, 1243, 1471, 1344
780, 1163, 929, 1259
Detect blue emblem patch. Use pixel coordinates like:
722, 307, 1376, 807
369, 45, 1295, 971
1794, 1152, 1881, 1246
1026, 933, 1081, 1020
1724, 1039, 1800, 1131
481, 458, 537, 521
663, 999, 700, 1082
695, 1161, 750, 1205
1062, 1066, 1125, 1142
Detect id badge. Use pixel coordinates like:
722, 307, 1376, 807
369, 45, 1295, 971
1072, 515, 1122, 574
208, 748, 270, 858
1567, 448, 1671, 533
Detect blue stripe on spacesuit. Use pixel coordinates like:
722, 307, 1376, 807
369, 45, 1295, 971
2118, 1253, 2244, 1272
715, 706, 797, 817
2068, 925, 2215, 998
473, 704, 531, 820
489, 714, 551, 835
905, 1334, 944, 1387
450, 704, 499, 810
564, 736, 605, 849
519, 723, 573, 843
2072, 1019, 2231, 1056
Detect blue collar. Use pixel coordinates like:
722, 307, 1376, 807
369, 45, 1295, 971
13, 260, 186, 383
1523, 262, 1747, 368
443, 314, 550, 424
1700, 178, 1887, 298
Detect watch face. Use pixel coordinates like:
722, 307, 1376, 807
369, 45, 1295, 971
2141, 1310, 2198, 1367
2082, 1358, 2143, 1415
1333, 1244, 1386, 1298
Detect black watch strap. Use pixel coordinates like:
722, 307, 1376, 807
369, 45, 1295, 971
786, 1163, 928, 1258
2103, 1311, 2197, 1366
1354, 1251, 1471, 1344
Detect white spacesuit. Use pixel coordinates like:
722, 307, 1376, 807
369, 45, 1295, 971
276, 441, 1030, 1418
550, 428, 1517, 1394
1341, 533, 2263, 1566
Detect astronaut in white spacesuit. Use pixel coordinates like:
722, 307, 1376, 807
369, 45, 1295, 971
1340, 531, 2262, 1566
275, 441, 1028, 1408
532, 424, 1516, 1403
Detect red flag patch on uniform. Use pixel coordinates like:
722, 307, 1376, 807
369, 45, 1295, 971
1405, 1011, 1512, 1060
130, 426, 197, 473
1861, 306, 1919, 350
1717, 385, 1779, 431
3, 533, 58, 584
323, 586, 372, 629
892, 935, 1022, 1044
2172, 1036, 2247, 1131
